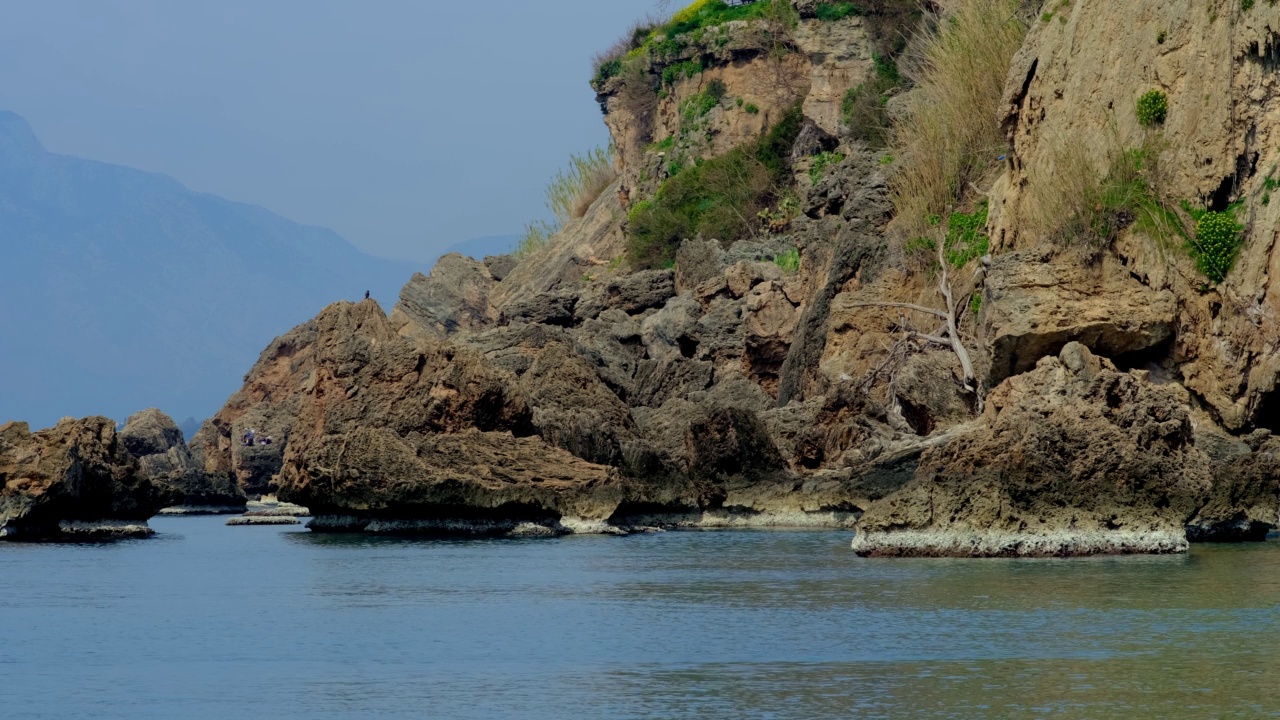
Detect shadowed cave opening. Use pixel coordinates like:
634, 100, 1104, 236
1252, 387, 1280, 434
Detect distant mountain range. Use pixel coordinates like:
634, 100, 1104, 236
0, 111, 436, 429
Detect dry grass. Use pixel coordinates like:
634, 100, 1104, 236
890, 0, 1027, 239
591, 14, 664, 84
514, 220, 556, 260
547, 146, 619, 224
1025, 131, 1185, 256
513, 147, 618, 263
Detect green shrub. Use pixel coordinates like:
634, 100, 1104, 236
1184, 203, 1244, 283
649, 135, 676, 152
904, 201, 990, 268
808, 151, 846, 183
816, 2, 862, 21
706, 78, 727, 101
1136, 89, 1168, 126
682, 91, 720, 121
627, 105, 803, 268
755, 103, 804, 181
593, 58, 623, 88
662, 59, 704, 86
664, 0, 789, 39
841, 54, 899, 147
744, 102, 760, 114
775, 247, 801, 272
943, 201, 990, 267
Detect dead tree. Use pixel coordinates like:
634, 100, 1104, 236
851, 229, 984, 396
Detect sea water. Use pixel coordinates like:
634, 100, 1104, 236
2, 516, 1279, 719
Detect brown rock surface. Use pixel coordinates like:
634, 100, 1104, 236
388, 254, 497, 338
986, 0, 1280, 430
0, 417, 174, 539
121, 409, 245, 508
852, 344, 1213, 557
982, 249, 1177, 386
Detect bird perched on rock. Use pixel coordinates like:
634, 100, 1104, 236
364, 290, 370, 300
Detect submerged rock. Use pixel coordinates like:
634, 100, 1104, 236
0, 418, 174, 540
852, 344, 1212, 557
226, 516, 300, 526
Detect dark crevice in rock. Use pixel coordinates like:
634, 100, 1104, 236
1208, 174, 1236, 212
1110, 337, 1175, 374
607, 501, 699, 525
1247, 34, 1280, 72
1186, 519, 1272, 543
1252, 387, 1280, 433
677, 336, 699, 359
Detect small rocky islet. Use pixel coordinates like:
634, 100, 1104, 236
7, 0, 1280, 555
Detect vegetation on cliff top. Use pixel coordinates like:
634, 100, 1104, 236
592, 0, 798, 92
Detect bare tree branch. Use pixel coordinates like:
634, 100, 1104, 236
848, 302, 949, 320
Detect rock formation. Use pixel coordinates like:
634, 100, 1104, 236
121, 409, 245, 512
190, 1, 1280, 552
851, 344, 1213, 557
0, 417, 175, 539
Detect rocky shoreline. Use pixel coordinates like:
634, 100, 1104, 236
11, 1, 1280, 555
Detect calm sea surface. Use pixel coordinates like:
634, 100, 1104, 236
2, 517, 1279, 719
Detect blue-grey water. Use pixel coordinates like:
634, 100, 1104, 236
2, 517, 1279, 719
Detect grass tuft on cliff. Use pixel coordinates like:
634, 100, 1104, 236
1027, 133, 1190, 262
889, 0, 1027, 240
626, 104, 803, 268
515, 146, 619, 260
547, 146, 618, 224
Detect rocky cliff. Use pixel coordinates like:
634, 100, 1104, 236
194, 0, 1280, 553
0, 417, 174, 539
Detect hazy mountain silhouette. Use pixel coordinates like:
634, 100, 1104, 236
0, 111, 423, 429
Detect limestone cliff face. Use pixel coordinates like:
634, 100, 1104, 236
0, 417, 174, 539
988, 0, 1280, 431
595, 9, 875, 189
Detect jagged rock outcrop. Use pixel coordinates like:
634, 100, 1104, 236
852, 344, 1213, 557
388, 254, 497, 338
265, 299, 626, 532
188, 317, 318, 498
1187, 427, 1280, 542
121, 409, 245, 510
0, 417, 174, 539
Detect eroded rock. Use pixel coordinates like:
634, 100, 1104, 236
389, 255, 496, 338
983, 249, 1176, 386
121, 409, 245, 509
1, 418, 174, 539
852, 344, 1213, 557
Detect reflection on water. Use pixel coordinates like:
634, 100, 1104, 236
1, 518, 1279, 718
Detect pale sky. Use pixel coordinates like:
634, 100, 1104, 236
0, 0, 653, 261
